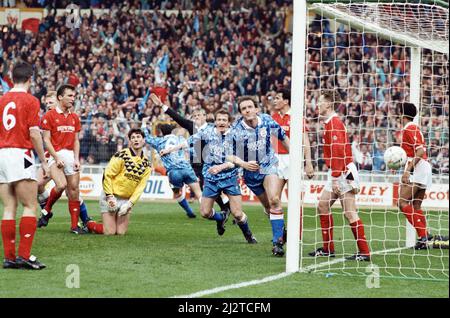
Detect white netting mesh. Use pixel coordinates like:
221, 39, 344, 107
300, 0, 449, 281
310, 2, 449, 53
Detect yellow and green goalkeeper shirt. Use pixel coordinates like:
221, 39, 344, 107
102, 148, 151, 204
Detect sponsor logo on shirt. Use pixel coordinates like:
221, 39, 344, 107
57, 125, 76, 132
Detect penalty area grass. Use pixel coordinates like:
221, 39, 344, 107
0, 200, 448, 297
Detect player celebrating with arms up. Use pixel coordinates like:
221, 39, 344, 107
308, 91, 370, 261
164, 109, 257, 242
39, 84, 83, 234
0, 61, 49, 270
397, 102, 448, 250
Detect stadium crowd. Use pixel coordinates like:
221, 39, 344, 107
0, 0, 448, 175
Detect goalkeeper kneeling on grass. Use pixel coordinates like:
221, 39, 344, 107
99, 128, 151, 235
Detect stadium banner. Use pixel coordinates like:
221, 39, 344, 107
287, 181, 393, 207
51, 173, 173, 200
0, 8, 43, 28
51, 173, 447, 209
240, 179, 393, 206
393, 183, 449, 209
140, 175, 173, 200
422, 184, 449, 208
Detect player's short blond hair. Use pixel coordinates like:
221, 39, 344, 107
191, 107, 206, 116
320, 90, 341, 110
46, 91, 57, 99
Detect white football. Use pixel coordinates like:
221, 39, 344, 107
384, 146, 407, 170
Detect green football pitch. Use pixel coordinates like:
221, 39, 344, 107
0, 200, 448, 298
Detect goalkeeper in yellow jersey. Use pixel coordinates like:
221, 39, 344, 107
100, 128, 151, 235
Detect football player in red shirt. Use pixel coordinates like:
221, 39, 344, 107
272, 87, 314, 189
398, 102, 448, 249
0, 61, 49, 270
36, 91, 57, 207
308, 91, 370, 261
271, 88, 314, 241
36, 91, 102, 234
39, 84, 83, 234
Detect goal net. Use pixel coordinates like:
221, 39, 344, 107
289, 0, 449, 281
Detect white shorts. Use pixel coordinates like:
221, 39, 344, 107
0, 148, 37, 183
324, 162, 360, 195
99, 190, 130, 214
276, 154, 289, 180
48, 149, 77, 176
407, 159, 432, 190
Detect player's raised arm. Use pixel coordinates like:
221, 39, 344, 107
150, 93, 195, 134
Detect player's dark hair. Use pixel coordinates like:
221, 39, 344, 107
158, 124, 176, 136
57, 84, 75, 101
237, 95, 258, 113
278, 87, 291, 103
398, 102, 417, 120
214, 108, 232, 122
128, 128, 145, 139
12, 61, 33, 84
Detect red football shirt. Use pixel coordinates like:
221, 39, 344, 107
272, 111, 308, 154
41, 107, 81, 151
0, 88, 41, 150
323, 113, 353, 177
401, 122, 428, 160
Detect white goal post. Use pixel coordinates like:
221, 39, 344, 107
287, 0, 449, 275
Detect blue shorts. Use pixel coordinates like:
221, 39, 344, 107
203, 176, 241, 198
168, 168, 198, 189
243, 172, 267, 196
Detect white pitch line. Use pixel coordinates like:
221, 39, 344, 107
171, 245, 409, 298
171, 272, 294, 298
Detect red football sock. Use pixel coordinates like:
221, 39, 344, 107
320, 214, 334, 253
413, 209, 428, 238
401, 204, 414, 225
87, 221, 104, 234
94, 223, 104, 234
1, 220, 16, 260
350, 219, 370, 256
402, 205, 428, 238
68, 200, 80, 229
18, 217, 37, 260
44, 187, 63, 212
